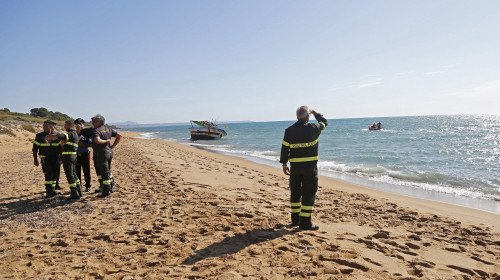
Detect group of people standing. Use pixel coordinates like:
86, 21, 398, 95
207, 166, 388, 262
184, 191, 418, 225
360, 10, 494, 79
32, 107, 324, 230
32, 114, 121, 200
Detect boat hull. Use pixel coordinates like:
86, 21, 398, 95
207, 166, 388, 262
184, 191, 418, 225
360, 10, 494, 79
189, 127, 227, 140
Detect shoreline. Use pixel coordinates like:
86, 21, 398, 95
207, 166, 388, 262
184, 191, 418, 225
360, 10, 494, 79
1, 129, 499, 279
150, 136, 499, 230
140, 132, 500, 215
208, 147, 500, 215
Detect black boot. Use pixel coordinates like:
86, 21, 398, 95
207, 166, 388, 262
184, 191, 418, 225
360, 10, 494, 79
95, 184, 102, 193
76, 184, 83, 198
45, 186, 58, 198
66, 188, 80, 200
54, 185, 63, 190
85, 185, 91, 192
291, 213, 299, 227
299, 216, 319, 231
98, 185, 110, 198
95, 178, 103, 193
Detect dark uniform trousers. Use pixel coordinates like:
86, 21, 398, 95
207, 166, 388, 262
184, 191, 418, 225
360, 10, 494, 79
93, 156, 101, 188
41, 155, 59, 191
76, 153, 91, 188
54, 158, 61, 188
94, 150, 114, 195
281, 113, 328, 227
290, 164, 318, 222
62, 154, 79, 190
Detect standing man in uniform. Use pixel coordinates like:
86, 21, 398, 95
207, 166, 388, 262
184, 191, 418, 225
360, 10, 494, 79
91, 114, 121, 197
52, 125, 63, 191
33, 120, 61, 198
46, 120, 83, 200
280, 106, 328, 230
75, 118, 93, 192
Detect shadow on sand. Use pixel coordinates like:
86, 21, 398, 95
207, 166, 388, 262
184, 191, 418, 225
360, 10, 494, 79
0, 191, 83, 220
182, 226, 299, 265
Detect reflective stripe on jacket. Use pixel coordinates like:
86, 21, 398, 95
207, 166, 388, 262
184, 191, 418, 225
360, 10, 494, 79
32, 132, 60, 157
280, 113, 328, 165
56, 129, 79, 156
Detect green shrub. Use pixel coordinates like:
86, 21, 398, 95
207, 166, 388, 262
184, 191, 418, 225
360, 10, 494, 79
30, 108, 71, 121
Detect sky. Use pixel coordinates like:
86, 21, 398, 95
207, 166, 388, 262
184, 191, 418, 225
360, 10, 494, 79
1, 0, 500, 123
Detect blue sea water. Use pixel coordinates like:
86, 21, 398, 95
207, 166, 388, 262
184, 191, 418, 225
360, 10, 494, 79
130, 115, 500, 213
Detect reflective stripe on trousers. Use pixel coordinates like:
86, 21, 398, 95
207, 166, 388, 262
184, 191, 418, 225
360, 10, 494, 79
300, 205, 314, 217
290, 202, 301, 213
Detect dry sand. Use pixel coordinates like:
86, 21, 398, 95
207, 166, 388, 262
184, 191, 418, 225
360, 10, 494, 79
0, 125, 499, 279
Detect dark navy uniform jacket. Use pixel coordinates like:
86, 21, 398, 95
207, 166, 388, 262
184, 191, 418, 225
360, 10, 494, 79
54, 129, 79, 156
77, 134, 92, 154
280, 113, 328, 167
33, 132, 61, 158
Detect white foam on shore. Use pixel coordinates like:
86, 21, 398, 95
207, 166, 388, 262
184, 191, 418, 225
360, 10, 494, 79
183, 140, 500, 202
317, 160, 500, 201
370, 174, 498, 200
137, 132, 160, 139
188, 142, 281, 162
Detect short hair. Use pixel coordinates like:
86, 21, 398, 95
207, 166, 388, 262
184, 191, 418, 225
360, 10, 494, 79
92, 114, 105, 125
74, 118, 85, 125
65, 120, 74, 125
43, 120, 56, 126
296, 106, 309, 120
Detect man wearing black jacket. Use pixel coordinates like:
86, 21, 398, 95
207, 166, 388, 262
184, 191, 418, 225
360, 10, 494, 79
75, 118, 93, 192
91, 114, 121, 197
46, 120, 82, 200
280, 106, 328, 230
33, 120, 61, 198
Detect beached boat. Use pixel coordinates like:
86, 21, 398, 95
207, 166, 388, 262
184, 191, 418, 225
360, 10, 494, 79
189, 120, 227, 140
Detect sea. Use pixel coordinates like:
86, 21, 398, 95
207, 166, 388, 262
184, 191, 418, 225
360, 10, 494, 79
129, 115, 500, 214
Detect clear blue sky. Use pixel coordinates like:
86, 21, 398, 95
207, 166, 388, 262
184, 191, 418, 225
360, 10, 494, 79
1, 1, 500, 123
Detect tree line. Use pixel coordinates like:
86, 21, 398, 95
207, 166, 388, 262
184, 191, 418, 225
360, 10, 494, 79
29, 108, 71, 121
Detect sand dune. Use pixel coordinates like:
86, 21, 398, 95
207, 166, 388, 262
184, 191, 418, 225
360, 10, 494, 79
0, 128, 499, 279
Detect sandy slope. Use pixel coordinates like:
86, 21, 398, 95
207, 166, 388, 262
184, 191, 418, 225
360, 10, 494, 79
0, 128, 499, 279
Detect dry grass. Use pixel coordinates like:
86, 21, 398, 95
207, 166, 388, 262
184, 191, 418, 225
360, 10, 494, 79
0, 126, 16, 137
21, 124, 38, 133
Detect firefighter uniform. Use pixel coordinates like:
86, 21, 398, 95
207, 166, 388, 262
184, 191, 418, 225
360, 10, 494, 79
280, 113, 328, 229
92, 125, 118, 197
79, 127, 101, 192
76, 132, 92, 192
33, 131, 61, 197
53, 128, 82, 199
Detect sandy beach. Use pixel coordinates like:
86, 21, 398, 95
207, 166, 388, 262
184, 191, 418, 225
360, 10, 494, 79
1, 125, 499, 279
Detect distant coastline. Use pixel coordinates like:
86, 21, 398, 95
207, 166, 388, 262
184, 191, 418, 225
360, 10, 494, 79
112, 120, 255, 129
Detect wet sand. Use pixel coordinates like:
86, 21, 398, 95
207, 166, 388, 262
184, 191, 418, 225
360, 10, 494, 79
0, 126, 499, 279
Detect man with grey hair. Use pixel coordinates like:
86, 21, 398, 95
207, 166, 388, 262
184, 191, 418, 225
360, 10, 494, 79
280, 106, 328, 230
91, 114, 122, 197
296, 106, 310, 120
